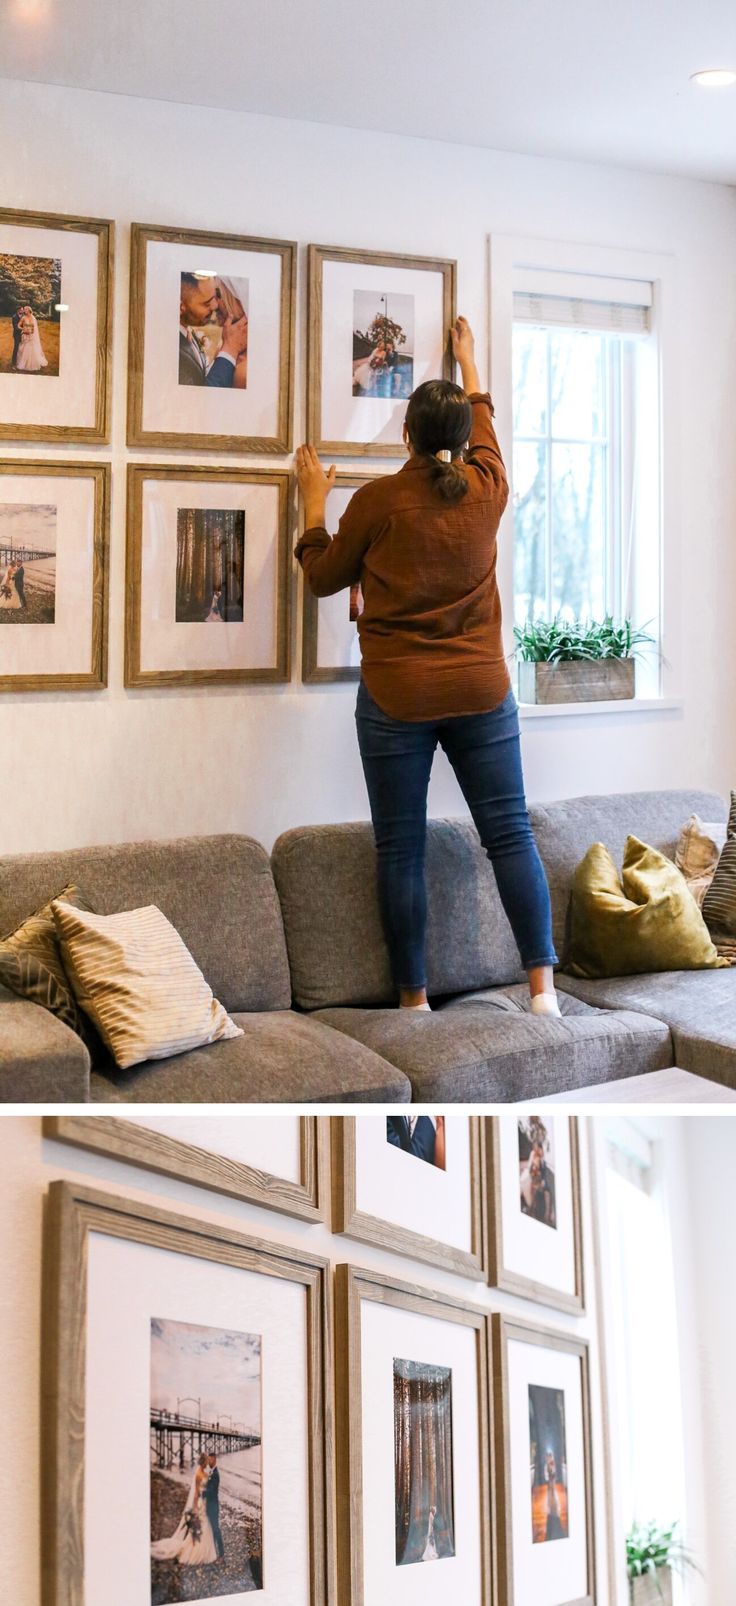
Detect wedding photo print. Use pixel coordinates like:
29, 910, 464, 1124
176, 507, 245, 623
394, 1357, 455, 1566
178, 272, 249, 391
0, 252, 61, 375
519, 1115, 557, 1229
387, 1114, 446, 1170
352, 288, 414, 399
0, 502, 55, 622
529, 1384, 569, 1545
149, 1317, 263, 1602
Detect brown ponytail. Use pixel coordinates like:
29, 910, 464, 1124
405, 380, 472, 506
427, 457, 469, 504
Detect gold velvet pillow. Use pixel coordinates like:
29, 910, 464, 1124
568, 836, 730, 979
0, 883, 103, 1055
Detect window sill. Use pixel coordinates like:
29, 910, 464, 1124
518, 697, 683, 720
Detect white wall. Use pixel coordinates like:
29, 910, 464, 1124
0, 1114, 612, 1605
2, 77, 735, 855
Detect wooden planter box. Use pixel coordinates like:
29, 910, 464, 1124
518, 657, 636, 705
629, 1569, 673, 1606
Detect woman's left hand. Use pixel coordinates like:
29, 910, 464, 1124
296, 445, 336, 522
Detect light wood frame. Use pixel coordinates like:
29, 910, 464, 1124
44, 1115, 330, 1223
0, 206, 114, 444
335, 1263, 492, 1606
42, 1180, 335, 1606
301, 470, 378, 683
307, 243, 456, 457
332, 1116, 486, 1280
0, 458, 110, 692
127, 222, 296, 452
124, 461, 292, 686
486, 1116, 585, 1314
492, 1313, 596, 1606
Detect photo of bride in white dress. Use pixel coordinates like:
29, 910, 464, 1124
15, 305, 49, 373
0, 252, 61, 376
152, 1453, 220, 1567
0, 503, 56, 625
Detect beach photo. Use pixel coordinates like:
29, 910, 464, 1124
0, 502, 56, 623
0, 252, 61, 376
529, 1383, 569, 1545
352, 288, 414, 399
518, 1115, 557, 1229
150, 1316, 263, 1602
387, 1115, 446, 1170
179, 272, 249, 390
394, 1355, 455, 1566
175, 508, 245, 623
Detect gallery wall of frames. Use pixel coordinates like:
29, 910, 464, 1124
0, 207, 455, 692
0, 1114, 617, 1606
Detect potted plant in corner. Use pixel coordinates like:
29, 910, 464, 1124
626, 1521, 698, 1605
514, 616, 654, 705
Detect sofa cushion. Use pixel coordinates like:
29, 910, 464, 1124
272, 819, 524, 1010
530, 790, 726, 963
0, 834, 291, 1014
313, 987, 672, 1100
557, 970, 736, 1086
89, 1011, 411, 1103
0, 986, 90, 1102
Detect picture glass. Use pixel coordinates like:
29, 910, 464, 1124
141, 240, 284, 441
387, 1115, 446, 1172
319, 258, 446, 447
150, 1317, 263, 1599
507, 1337, 588, 1606
498, 1114, 577, 1301
519, 1116, 556, 1230
0, 219, 102, 430
0, 470, 97, 679
394, 1357, 455, 1565
528, 1385, 568, 1544
355, 1115, 473, 1254
176, 508, 245, 623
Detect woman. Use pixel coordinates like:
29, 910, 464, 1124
0, 562, 22, 611
545, 1453, 565, 1541
151, 1451, 219, 1566
215, 278, 248, 389
15, 307, 49, 374
296, 316, 559, 1015
421, 1505, 438, 1562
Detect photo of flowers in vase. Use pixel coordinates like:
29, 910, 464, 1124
352, 288, 414, 399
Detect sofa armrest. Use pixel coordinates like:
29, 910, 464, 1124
0, 987, 90, 1102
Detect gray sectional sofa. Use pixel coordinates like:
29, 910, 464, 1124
1, 789, 733, 1102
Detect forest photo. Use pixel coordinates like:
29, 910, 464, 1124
175, 508, 245, 623
394, 1356, 455, 1566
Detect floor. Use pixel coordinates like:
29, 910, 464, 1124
539, 1068, 736, 1103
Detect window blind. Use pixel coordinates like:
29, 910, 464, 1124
513, 266, 652, 336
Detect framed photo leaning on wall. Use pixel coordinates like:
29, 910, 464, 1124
335, 1264, 492, 1606
492, 1314, 596, 1606
486, 1114, 585, 1313
44, 1114, 329, 1223
0, 206, 113, 443
307, 244, 456, 456
0, 458, 109, 692
125, 463, 292, 687
42, 1181, 334, 1606
332, 1115, 486, 1280
127, 223, 296, 453
301, 471, 383, 683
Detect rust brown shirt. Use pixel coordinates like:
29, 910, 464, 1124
295, 393, 511, 721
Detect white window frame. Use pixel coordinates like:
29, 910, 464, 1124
488, 234, 682, 718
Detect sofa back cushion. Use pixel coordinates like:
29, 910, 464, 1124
272, 819, 525, 1010
530, 790, 726, 964
0, 835, 291, 1013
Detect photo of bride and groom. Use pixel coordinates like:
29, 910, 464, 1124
0, 503, 56, 625
0, 252, 61, 376
179, 272, 249, 391
150, 1317, 263, 1603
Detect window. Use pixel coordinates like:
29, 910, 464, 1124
511, 270, 660, 670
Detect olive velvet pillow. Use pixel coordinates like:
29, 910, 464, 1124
568, 835, 729, 979
0, 883, 103, 1056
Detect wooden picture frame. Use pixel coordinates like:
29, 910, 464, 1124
124, 462, 292, 687
127, 222, 296, 453
0, 206, 113, 444
492, 1313, 596, 1606
307, 243, 456, 457
43, 1115, 330, 1224
486, 1115, 585, 1314
42, 1180, 334, 1606
335, 1264, 492, 1606
301, 470, 377, 684
332, 1116, 486, 1280
0, 458, 109, 692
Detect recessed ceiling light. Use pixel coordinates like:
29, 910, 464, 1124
690, 68, 736, 88
193, 270, 217, 279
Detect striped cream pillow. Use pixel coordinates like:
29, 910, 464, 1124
52, 900, 243, 1069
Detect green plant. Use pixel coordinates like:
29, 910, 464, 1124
626, 1521, 699, 1595
513, 615, 655, 665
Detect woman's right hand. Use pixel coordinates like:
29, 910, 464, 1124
451, 316, 475, 366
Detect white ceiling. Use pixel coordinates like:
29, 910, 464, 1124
2, 0, 736, 184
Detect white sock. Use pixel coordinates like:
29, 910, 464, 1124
530, 993, 562, 1018
401, 1001, 431, 1012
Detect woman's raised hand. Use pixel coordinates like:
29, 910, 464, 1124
296, 445, 337, 526
450, 316, 481, 395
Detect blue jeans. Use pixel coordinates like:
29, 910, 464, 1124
355, 681, 558, 991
